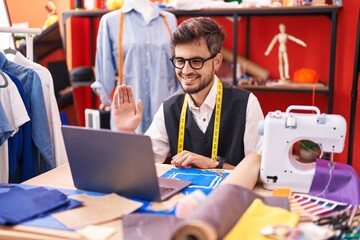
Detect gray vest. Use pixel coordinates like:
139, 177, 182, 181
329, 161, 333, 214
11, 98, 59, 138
163, 86, 250, 166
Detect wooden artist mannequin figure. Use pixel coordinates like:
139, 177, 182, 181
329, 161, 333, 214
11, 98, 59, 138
264, 23, 307, 82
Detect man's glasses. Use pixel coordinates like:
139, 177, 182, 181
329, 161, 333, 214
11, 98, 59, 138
170, 54, 217, 70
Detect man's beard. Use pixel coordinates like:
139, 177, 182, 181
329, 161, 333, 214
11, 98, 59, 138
178, 74, 213, 94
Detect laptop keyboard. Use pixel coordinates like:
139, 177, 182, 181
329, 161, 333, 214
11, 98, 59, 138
159, 186, 175, 196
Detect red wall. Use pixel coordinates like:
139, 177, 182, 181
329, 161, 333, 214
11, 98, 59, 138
335, 4, 360, 173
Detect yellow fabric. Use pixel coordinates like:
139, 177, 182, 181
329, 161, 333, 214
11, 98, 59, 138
224, 199, 299, 240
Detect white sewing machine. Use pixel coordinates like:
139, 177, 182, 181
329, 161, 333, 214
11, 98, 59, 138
258, 105, 347, 193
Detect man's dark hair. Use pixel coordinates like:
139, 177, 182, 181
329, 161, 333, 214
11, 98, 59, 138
171, 17, 225, 56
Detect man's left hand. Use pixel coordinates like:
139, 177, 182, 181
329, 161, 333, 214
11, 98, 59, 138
171, 151, 218, 169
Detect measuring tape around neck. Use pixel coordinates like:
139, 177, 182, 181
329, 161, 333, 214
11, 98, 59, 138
177, 79, 223, 160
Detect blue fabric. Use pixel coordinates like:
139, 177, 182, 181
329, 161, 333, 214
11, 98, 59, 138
135, 168, 229, 215
0, 184, 101, 230
0, 169, 228, 228
60, 111, 70, 125
0, 103, 14, 146
161, 168, 229, 195
0, 53, 55, 173
0, 186, 81, 225
93, 1, 178, 132
3, 70, 36, 182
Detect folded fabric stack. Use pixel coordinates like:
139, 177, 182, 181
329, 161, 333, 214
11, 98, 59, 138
0, 186, 82, 225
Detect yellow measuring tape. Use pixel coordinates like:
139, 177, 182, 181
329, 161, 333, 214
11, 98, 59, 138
177, 79, 223, 160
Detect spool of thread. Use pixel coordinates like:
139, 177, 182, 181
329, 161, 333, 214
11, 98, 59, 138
175, 190, 207, 220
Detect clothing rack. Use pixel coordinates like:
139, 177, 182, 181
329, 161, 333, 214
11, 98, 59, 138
0, 26, 41, 61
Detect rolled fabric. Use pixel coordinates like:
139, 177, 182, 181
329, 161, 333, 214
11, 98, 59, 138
220, 153, 261, 190
123, 154, 285, 240
172, 154, 289, 240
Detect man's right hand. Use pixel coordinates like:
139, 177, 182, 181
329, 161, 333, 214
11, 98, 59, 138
113, 84, 143, 132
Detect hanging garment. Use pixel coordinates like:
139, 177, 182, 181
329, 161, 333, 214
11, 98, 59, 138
0, 70, 30, 183
0, 53, 55, 173
92, 0, 178, 132
3, 70, 35, 182
14, 52, 68, 166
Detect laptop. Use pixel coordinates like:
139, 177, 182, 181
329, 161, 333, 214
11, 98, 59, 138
61, 125, 191, 202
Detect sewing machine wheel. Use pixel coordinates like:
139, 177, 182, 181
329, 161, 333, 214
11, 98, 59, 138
291, 140, 321, 164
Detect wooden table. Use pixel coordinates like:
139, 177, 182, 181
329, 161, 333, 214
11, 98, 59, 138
0, 164, 268, 240
22, 163, 173, 190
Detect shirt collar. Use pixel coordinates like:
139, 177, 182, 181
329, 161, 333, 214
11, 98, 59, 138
121, 0, 161, 22
187, 75, 219, 111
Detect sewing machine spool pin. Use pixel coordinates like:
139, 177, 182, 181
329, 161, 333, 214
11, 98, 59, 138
328, 153, 335, 169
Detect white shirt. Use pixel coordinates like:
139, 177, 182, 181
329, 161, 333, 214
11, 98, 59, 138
145, 77, 264, 163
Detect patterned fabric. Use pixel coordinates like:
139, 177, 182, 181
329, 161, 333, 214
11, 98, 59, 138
162, 168, 229, 195
134, 168, 230, 215
290, 193, 351, 221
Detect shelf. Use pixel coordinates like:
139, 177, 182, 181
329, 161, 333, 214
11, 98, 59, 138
62, 9, 109, 20
18, 22, 62, 62
237, 83, 329, 93
166, 5, 339, 18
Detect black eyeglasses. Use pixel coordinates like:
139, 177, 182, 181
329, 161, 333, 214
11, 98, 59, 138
169, 54, 217, 70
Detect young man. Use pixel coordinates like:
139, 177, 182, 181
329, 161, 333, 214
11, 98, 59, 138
113, 17, 264, 170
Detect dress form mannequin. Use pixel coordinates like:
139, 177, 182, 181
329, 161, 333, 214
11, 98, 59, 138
130, 0, 153, 22
264, 23, 307, 82
93, 0, 178, 133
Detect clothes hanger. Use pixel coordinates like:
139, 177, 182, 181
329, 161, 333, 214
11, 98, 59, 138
3, 47, 17, 55
3, 34, 17, 56
0, 71, 9, 88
